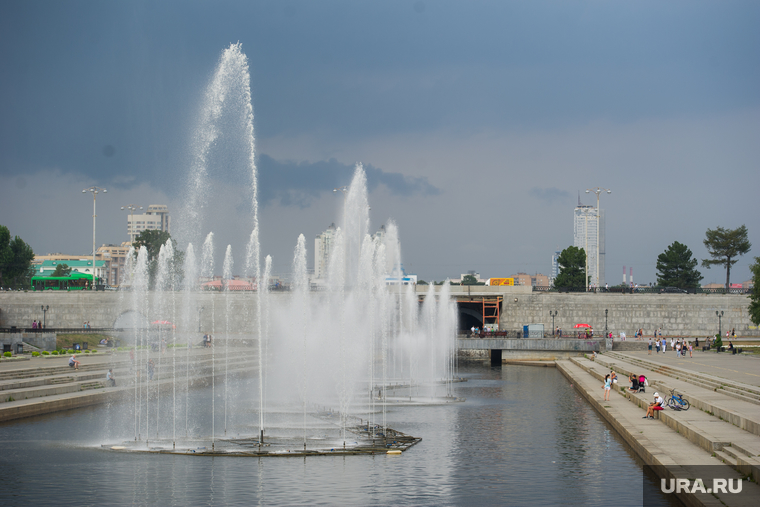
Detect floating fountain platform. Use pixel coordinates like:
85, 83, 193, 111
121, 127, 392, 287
102, 425, 421, 457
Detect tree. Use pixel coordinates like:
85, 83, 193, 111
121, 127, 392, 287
133, 230, 184, 289
51, 263, 72, 277
461, 274, 478, 285
656, 241, 703, 288
702, 225, 751, 291
0, 225, 35, 289
749, 257, 760, 326
553, 246, 587, 290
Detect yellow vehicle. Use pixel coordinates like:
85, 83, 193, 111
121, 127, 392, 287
486, 278, 514, 286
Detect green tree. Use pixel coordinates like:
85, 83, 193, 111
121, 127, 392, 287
0, 225, 35, 289
51, 263, 72, 277
656, 241, 703, 288
461, 274, 478, 285
749, 257, 760, 326
553, 246, 587, 290
702, 225, 751, 291
133, 230, 184, 289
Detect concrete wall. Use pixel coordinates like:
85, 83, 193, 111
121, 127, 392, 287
1, 290, 756, 338
499, 293, 757, 337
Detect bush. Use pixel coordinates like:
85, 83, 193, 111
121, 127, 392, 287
32, 351, 40, 357
84, 350, 91, 354
91, 350, 97, 353
67, 349, 75, 354
51, 350, 59, 355
714, 334, 723, 349
3, 351, 11, 358
42, 351, 50, 356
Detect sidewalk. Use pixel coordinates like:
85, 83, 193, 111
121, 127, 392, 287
617, 349, 760, 388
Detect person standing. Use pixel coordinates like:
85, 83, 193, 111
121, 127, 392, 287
648, 337, 653, 355
603, 374, 611, 401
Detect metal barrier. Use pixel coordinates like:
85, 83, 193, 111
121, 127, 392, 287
532, 286, 750, 295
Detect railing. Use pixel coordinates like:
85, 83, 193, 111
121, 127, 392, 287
532, 286, 751, 295
0, 327, 122, 334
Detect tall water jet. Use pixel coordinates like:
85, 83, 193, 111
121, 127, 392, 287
176, 43, 258, 252
222, 244, 233, 436
291, 235, 309, 450
182, 243, 197, 438
342, 165, 370, 287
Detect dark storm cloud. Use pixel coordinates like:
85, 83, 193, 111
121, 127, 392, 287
257, 154, 439, 208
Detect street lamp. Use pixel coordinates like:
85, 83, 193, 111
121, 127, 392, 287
549, 310, 558, 336
121, 204, 143, 243
585, 187, 611, 291
83, 186, 107, 290
198, 306, 205, 332
716, 310, 724, 339
41, 305, 49, 329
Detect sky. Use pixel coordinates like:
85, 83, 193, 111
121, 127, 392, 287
1, 0, 758, 284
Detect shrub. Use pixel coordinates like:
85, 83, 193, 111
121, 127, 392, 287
3, 351, 11, 358
32, 351, 40, 357
67, 349, 75, 354
84, 350, 91, 354
42, 351, 50, 356
91, 350, 97, 353
51, 350, 59, 355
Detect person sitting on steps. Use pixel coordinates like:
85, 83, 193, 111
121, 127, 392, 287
69, 354, 80, 370
644, 392, 664, 419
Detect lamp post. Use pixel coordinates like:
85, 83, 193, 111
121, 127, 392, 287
198, 306, 205, 332
716, 310, 724, 338
41, 305, 49, 329
605, 308, 609, 336
585, 187, 611, 291
549, 310, 558, 336
83, 186, 107, 289
121, 204, 143, 243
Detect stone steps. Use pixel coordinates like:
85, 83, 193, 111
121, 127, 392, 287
591, 354, 760, 438
571, 356, 760, 483
603, 351, 760, 404
0, 352, 258, 404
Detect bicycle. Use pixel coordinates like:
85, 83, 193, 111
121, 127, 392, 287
666, 388, 690, 411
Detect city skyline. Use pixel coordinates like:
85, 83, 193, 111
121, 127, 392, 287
1, 1, 757, 285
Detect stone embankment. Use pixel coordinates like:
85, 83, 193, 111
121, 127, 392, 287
0, 348, 258, 423
556, 350, 760, 506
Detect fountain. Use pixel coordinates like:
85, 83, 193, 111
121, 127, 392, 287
105, 43, 460, 456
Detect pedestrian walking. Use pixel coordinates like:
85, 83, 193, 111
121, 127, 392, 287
648, 337, 652, 355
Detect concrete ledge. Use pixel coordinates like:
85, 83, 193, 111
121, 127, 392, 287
502, 360, 556, 367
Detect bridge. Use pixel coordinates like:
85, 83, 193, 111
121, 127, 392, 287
458, 337, 607, 364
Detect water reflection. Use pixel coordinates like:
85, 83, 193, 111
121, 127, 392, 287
0, 365, 676, 506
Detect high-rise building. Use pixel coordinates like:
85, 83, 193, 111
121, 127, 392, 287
127, 204, 171, 240
550, 249, 561, 286
573, 200, 605, 288
314, 223, 337, 280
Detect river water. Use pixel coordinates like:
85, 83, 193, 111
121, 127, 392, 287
0, 365, 676, 506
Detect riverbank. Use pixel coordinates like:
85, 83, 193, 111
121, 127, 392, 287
557, 350, 760, 506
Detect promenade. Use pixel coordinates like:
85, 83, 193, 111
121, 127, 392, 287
557, 349, 760, 506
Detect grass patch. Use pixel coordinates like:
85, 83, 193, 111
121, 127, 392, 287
56, 333, 114, 349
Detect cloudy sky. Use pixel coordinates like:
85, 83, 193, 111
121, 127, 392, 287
1, 0, 758, 284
